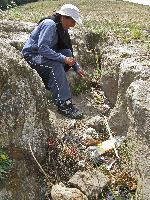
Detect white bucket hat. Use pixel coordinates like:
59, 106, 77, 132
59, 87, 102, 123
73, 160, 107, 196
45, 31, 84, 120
56, 4, 82, 25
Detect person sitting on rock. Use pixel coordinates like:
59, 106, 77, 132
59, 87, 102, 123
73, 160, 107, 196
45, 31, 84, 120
22, 4, 85, 119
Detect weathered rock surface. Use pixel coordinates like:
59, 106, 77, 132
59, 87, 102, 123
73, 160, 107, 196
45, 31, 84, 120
51, 182, 88, 200
101, 43, 150, 199
69, 170, 108, 199
126, 78, 150, 200
0, 37, 52, 158
0, 19, 36, 50
0, 20, 54, 200
71, 27, 107, 74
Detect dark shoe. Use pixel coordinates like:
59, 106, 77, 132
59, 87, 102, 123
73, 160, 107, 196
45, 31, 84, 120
58, 102, 83, 119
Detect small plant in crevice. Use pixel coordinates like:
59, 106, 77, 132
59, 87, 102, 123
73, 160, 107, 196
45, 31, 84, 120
72, 78, 90, 95
72, 47, 103, 95
0, 147, 13, 182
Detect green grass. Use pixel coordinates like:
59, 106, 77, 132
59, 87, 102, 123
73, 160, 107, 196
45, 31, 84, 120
0, 0, 149, 44
0, 1, 58, 22
0, 147, 13, 181
1, 0, 150, 25
111, 23, 145, 43
72, 78, 90, 95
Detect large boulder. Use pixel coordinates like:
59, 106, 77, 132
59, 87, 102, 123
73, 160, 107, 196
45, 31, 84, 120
0, 20, 54, 200
101, 42, 150, 199
126, 78, 150, 200
0, 38, 51, 159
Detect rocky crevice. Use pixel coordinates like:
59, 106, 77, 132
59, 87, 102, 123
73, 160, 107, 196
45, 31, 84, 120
100, 42, 150, 200
0, 19, 149, 200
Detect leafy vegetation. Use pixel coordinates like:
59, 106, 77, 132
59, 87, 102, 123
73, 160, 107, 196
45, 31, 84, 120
0, 0, 38, 11
72, 78, 90, 95
72, 60, 101, 95
0, 147, 13, 181
0, 1, 58, 22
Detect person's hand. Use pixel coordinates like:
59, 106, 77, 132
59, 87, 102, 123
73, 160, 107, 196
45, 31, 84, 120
64, 57, 76, 66
76, 68, 86, 77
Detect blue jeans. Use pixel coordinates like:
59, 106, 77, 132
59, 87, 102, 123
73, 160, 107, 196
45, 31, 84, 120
24, 49, 75, 105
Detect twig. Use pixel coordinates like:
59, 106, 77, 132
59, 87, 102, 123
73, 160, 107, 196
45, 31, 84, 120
29, 142, 51, 183
104, 116, 120, 158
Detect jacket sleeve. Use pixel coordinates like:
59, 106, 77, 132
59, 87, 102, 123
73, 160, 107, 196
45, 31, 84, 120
38, 21, 65, 62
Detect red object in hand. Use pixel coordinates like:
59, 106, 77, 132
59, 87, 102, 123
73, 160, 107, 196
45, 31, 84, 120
77, 69, 86, 77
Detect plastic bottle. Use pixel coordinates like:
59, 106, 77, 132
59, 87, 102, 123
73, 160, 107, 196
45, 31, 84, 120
96, 136, 125, 155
